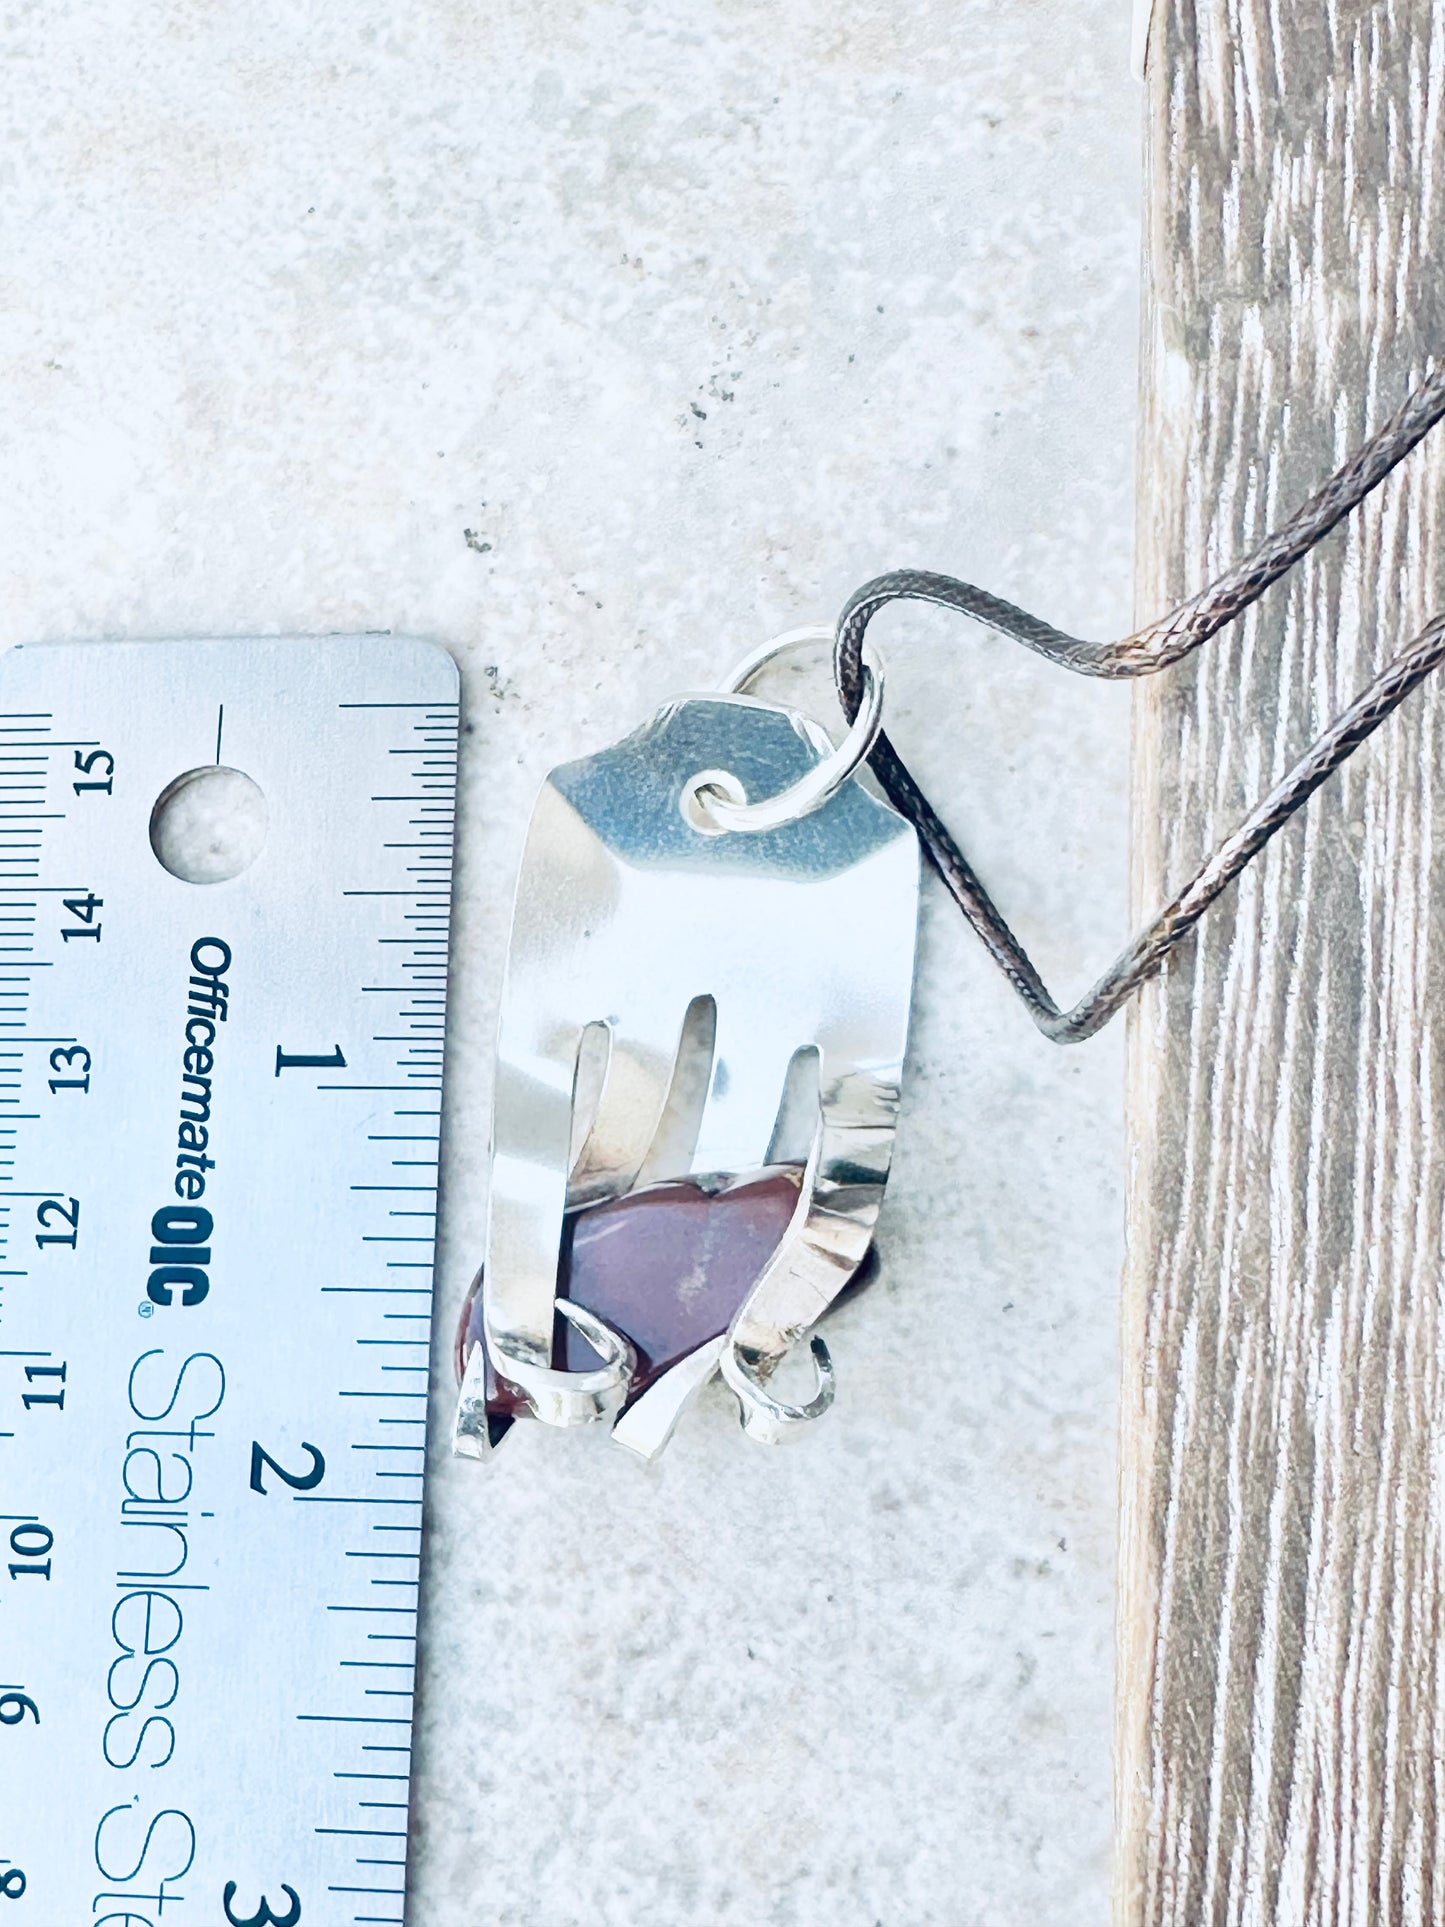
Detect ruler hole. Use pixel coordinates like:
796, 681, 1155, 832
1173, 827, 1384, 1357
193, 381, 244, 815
149, 766, 268, 885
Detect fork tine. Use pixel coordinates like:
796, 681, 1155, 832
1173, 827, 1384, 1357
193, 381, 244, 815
484, 1014, 586, 1375
722, 1054, 904, 1430
569, 998, 697, 1203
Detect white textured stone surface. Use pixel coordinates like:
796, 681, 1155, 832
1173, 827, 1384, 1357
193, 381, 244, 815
0, 3, 1139, 1921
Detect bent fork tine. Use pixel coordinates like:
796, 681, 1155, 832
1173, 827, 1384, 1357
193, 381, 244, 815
722, 1057, 903, 1437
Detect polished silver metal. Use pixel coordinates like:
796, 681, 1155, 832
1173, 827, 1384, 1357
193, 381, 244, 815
720, 1334, 836, 1446
718, 622, 837, 695
460, 680, 920, 1459
476, 1299, 637, 1441
455, 1295, 636, 1459
685, 627, 885, 836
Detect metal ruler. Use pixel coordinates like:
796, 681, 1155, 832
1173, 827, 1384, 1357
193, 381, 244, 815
0, 636, 457, 1926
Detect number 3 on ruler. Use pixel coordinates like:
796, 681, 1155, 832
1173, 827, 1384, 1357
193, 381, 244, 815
223, 1881, 301, 1926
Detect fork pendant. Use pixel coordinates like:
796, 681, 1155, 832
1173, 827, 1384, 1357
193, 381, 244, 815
452, 631, 918, 1462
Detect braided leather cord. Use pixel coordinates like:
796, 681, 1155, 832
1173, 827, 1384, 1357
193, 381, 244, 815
834, 364, 1445, 1043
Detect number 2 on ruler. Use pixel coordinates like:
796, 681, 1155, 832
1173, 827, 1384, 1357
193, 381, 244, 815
249, 1441, 326, 1496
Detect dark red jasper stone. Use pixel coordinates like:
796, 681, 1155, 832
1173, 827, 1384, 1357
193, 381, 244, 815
455, 1166, 805, 1431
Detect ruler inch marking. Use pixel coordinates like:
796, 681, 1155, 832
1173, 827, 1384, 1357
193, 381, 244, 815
3, 635, 455, 1920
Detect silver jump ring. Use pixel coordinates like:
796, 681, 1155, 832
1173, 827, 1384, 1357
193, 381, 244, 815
684, 625, 885, 835
718, 622, 838, 696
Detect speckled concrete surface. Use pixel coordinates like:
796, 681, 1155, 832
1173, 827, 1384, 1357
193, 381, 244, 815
0, 3, 1139, 1921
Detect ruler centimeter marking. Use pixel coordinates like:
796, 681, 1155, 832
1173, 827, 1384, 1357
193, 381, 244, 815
0, 640, 457, 1924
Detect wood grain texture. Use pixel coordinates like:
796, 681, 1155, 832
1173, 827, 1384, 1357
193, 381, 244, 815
1121, 6, 1445, 1924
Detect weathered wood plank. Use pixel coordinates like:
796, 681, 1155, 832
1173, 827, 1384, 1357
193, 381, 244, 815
1121, 6, 1445, 1925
